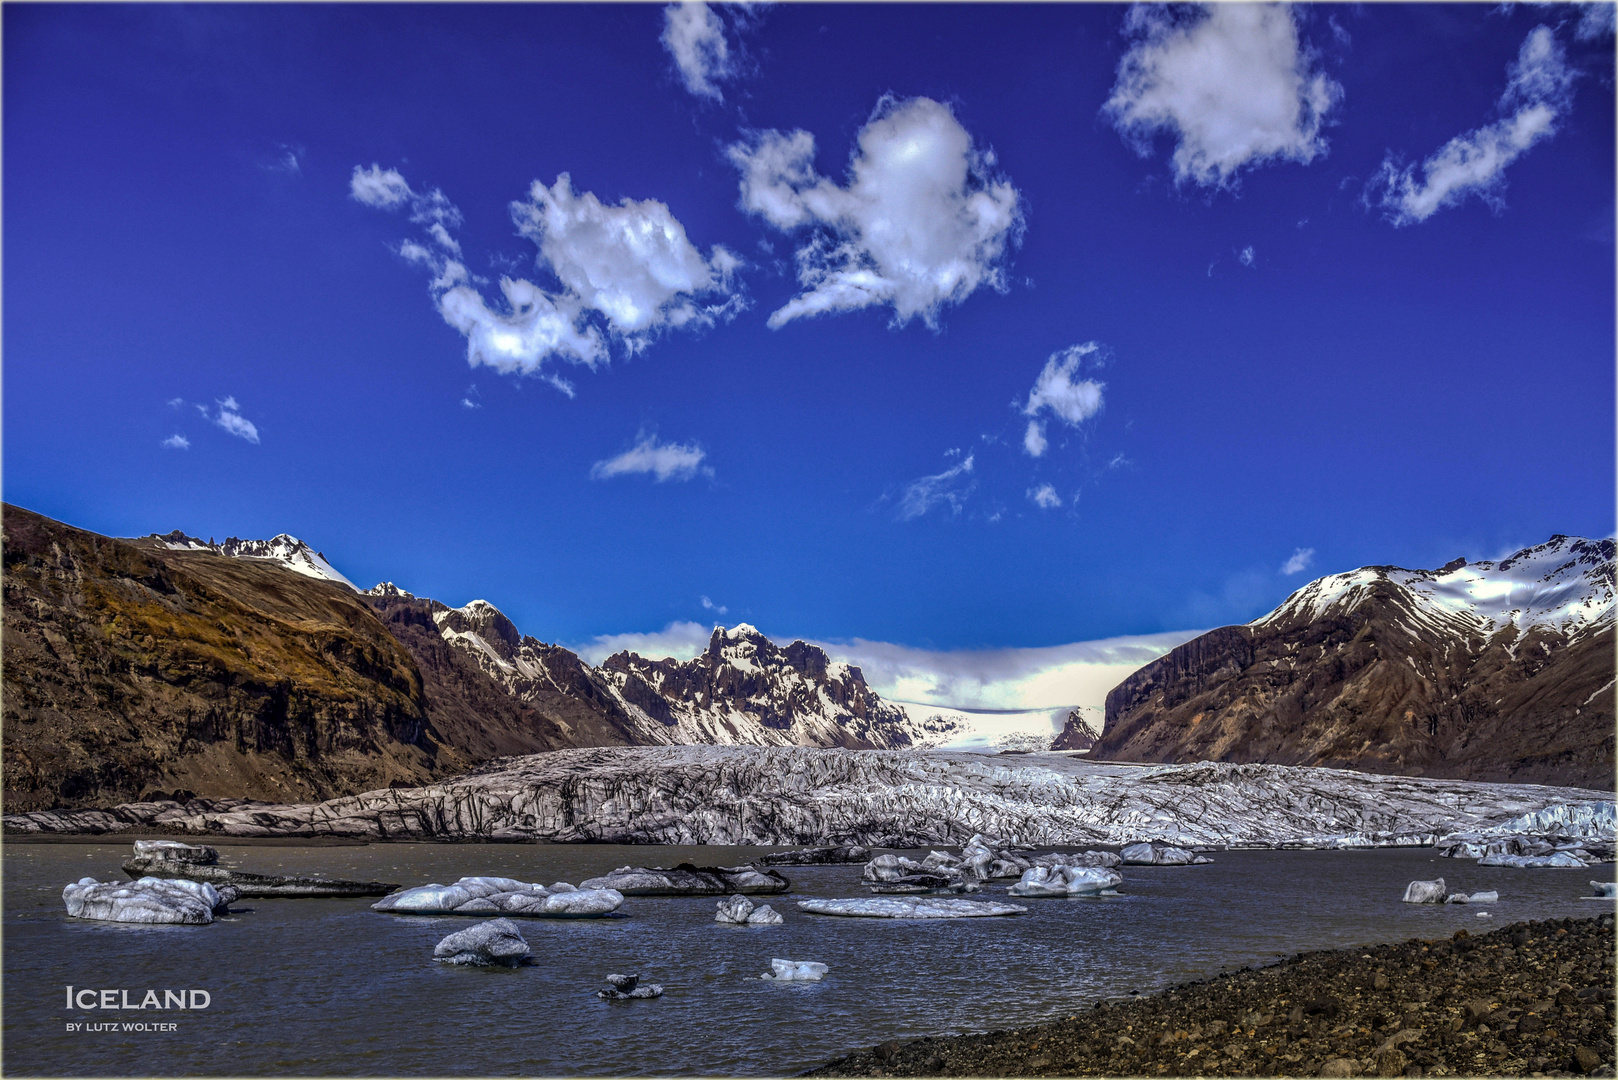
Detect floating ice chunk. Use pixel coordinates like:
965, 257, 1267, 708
372, 876, 623, 917
715, 895, 785, 925
797, 897, 1026, 918
1591, 881, 1617, 898
581, 864, 788, 895
598, 973, 663, 999
762, 959, 828, 981
1445, 890, 1499, 904
762, 846, 870, 866
433, 918, 531, 967
1476, 912, 1491, 918
1121, 842, 1211, 866
1402, 878, 1446, 904
1478, 852, 1586, 868
862, 854, 925, 882
63, 876, 232, 924
131, 840, 217, 865
1036, 850, 1123, 870
1008, 865, 1123, 897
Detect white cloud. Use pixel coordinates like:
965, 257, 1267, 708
1022, 420, 1048, 458
1577, 3, 1615, 41
1369, 26, 1574, 226
897, 452, 975, 520
360, 166, 741, 385
590, 434, 712, 482
350, 164, 412, 209
662, 2, 733, 100
1021, 343, 1105, 456
512, 174, 744, 346
161, 434, 190, 450
166, 397, 184, 408
1105, 3, 1342, 189
815, 630, 1202, 711
1029, 483, 1062, 509
1280, 546, 1316, 575
727, 96, 1023, 329
213, 399, 260, 444
573, 620, 715, 665
700, 595, 729, 615
1239, 245, 1256, 266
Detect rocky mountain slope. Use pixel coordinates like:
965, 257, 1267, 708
1, 506, 446, 811
1090, 536, 1615, 789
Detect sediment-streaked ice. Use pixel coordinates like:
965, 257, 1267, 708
1007, 865, 1122, 897
433, 919, 531, 966
1402, 879, 1447, 904
373, 876, 623, 916
797, 897, 1026, 919
63, 876, 236, 924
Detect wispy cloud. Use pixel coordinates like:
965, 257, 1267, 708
591, 433, 712, 482
356, 165, 743, 387
1028, 483, 1062, 509
662, 2, 733, 101
213, 397, 260, 444
161, 434, 190, 450
1022, 342, 1105, 456
1239, 245, 1256, 267
897, 452, 975, 520
1577, 3, 1616, 41
700, 595, 729, 615
264, 144, 303, 176
1280, 546, 1315, 575
1105, 3, 1341, 189
1368, 26, 1574, 226
728, 96, 1023, 329
574, 620, 715, 665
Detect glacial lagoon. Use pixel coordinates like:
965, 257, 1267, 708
4, 841, 1613, 1076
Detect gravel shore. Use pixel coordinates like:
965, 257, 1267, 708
810, 915, 1615, 1079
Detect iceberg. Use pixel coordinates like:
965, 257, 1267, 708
1445, 891, 1499, 904
797, 896, 1026, 918
1007, 865, 1123, 897
63, 876, 236, 925
373, 877, 623, 917
1478, 851, 1586, 868
598, 973, 663, 999
433, 919, 531, 967
761, 959, 828, 981
761, 846, 870, 866
1589, 881, 1616, 898
1401, 878, 1446, 904
131, 840, 217, 864
1120, 842, 1212, 866
715, 895, 784, 925
579, 864, 788, 895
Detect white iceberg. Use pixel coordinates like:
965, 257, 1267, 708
433, 918, 531, 966
1120, 842, 1211, 865
1445, 891, 1499, 904
715, 895, 784, 925
63, 876, 235, 925
1007, 865, 1123, 897
131, 840, 217, 864
1478, 852, 1586, 868
1590, 881, 1617, 898
761, 959, 827, 981
797, 896, 1026, 919
1402, 878, 1447, 904
373, 876, 623, 917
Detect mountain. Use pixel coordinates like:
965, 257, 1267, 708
1051, 708, 1103, 751
148, 530, 356, 589
1090, 536, 1616, 789
2, 507, 444, 810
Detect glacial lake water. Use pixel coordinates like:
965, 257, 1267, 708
4, 841, 1614, 1076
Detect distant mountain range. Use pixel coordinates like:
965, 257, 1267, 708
3, 505, 1610, 811
1092, 536, 1615, 789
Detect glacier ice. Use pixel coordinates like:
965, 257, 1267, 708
373, 877, 623, 917
715, 895, 784, 925
1445, 891, 1499, 904
1590, 881, 1616, 898
131, 840, 217, 864
1120, 842, 1211, 866
599, 973, 663, 999
580, 864, 788, 895
433, 918, 531, 966
1402, 879, 1447, 904
1478, 851, 1587, 868
797, 897, 1027, 918
761, 959, 828, 981
1007, 865, 1123, 897
63, 876, 236, 925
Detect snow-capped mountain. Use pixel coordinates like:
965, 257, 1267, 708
146, 530, 356, 589
1093, 536, 1615, 789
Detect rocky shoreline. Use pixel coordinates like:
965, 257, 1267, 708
810, 915, 1616, 1079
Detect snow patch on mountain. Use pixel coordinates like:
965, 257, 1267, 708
1255, 535, 1614, 640
891, 701, 1074, 752
143, 530, 357, 589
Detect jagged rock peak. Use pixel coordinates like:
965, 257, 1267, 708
433, 599, 523, 663
141, 530, 356, 589
364, 582, 415, 600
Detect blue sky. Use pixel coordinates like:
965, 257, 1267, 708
5, 3, 1614, 696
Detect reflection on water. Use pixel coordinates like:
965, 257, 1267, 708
4, 841, 1612, 1076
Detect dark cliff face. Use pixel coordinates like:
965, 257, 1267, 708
1, 505, 446, 811
1091, 582, 1615, 790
